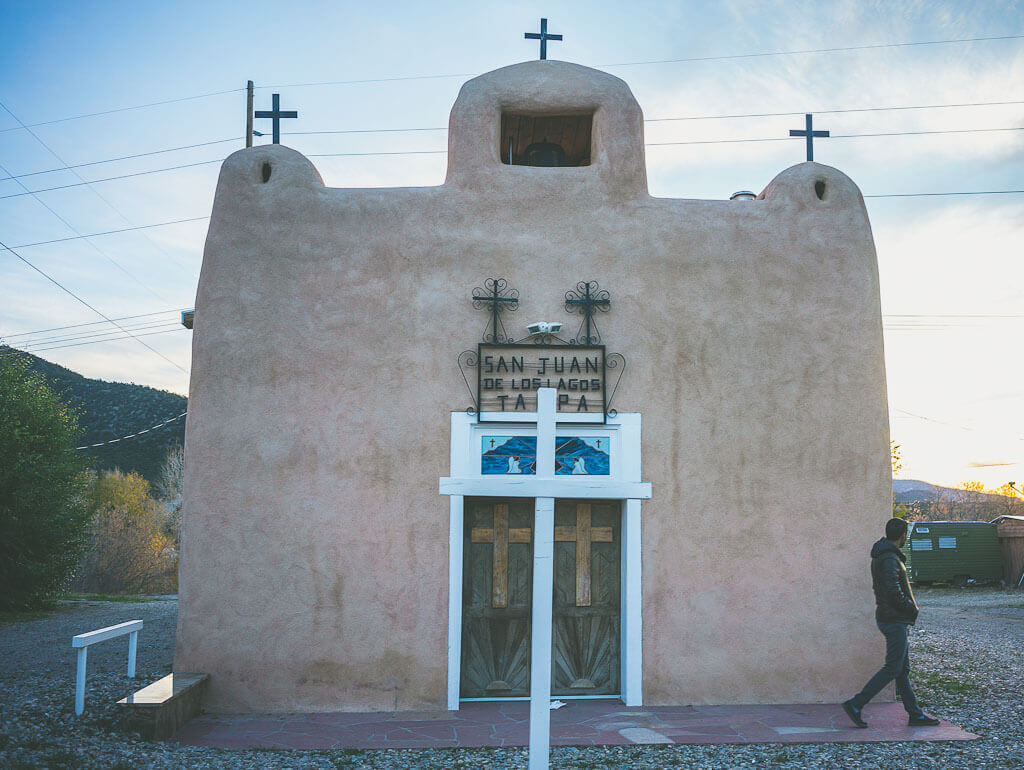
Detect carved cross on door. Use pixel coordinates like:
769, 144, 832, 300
555, 502, 613, 606
471, 503, 531, 608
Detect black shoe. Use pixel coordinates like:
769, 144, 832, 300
908, 713, 940, 726
842, 699, 868, 728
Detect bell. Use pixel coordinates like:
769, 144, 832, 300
523, 141, 566, 167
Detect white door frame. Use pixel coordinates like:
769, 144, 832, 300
440, 410, 648, 709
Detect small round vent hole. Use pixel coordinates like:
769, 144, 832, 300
814, 180, 826, 200
261, 162, 272, 183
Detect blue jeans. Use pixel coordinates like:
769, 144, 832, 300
851, 621, 922, 716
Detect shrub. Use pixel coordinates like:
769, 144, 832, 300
74, 470, 177, 594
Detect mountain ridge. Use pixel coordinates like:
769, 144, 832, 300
893, 478, 1013, 503
2, 346, 186, 484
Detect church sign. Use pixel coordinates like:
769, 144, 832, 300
477, 343, 606, 418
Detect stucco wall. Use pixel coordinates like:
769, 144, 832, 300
175, 60, 891, 712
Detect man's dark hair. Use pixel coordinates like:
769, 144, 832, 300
885, 517, 909, 541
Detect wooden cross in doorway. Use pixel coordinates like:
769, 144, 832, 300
555, 503, 612, 606
471, 503, 531, 608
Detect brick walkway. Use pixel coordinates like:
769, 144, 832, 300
173, 699, 976, 750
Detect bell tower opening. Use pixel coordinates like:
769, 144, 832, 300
500, 112, 593, 167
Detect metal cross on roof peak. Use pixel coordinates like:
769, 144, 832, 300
254, 93, 298, 145
789, 113, 830, 162
525, 18, 563, 60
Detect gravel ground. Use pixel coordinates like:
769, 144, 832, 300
1, 587, 1022, 769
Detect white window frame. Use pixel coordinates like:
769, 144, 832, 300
441, 410, 648, 709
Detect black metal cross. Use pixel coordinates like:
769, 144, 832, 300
565, 281, 610, 346
789, 113, 829, 162
472, 278, 519, 344
254, 93, 298, 144
525, 18, 562, 60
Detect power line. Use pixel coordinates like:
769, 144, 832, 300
0, 236, 189, 374
285, 127, 446, 136
309, 150, 447, 158
12, 319, 185, 348
4, 98, 1020, 183
6, 326, 185, 354
644, 99, 1024, 123
3, 216, 210, 250
0, 88, 243, 134
8, 319, 182, 350
75, 411, 187, 450
262, 33, 1024, 89
2, 138, 242, 180
838, 127, 1024, 138
0, 183, 1020, 254
263, 72, 475, 90
0, 101, 195, 281
0, 159, 224, 199
0, 159, 171, 304
280, 100, 1024, 135
892, 408, 974, 431
2, 32, 1019, 135
645, 125, 1024, 147
865, 190, 1024, 198
4, 123, 1023, 201
2, 308, 188, 339
596, 33, 1024, 68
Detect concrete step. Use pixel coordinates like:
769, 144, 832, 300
118, 672, 209, 740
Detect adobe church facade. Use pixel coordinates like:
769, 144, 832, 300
176, 60, 891, 712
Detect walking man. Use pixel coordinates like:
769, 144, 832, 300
843, 518, 940, 728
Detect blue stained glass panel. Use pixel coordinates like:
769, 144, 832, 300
482, 436, 537, 475
555, 436, 610, 475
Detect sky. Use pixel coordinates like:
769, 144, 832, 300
0, 0, 1022, 488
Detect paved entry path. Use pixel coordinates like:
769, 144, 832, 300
174, 700, 976, 750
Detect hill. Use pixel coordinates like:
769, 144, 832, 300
2, 346, 186, 484
893, 479, 1009, 504
893, 478, 1024, 521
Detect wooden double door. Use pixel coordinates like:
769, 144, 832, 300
460, 498, 621, 698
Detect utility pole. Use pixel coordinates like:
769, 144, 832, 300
246, 80, 254, 148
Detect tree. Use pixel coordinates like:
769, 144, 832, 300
891, 441, 902, 475
957, 481, 992, 522
74, 470, 177, 594
0, 354, 94, 609
891, 441, 910, 520
155, 444, 184, 549
991, 482, 1024, 518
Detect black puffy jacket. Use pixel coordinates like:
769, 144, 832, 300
870, 537, 919, 625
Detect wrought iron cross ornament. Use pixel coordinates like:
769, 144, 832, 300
565, 281, 610, 345
789, 113, 829, 162
525, 18, 563, 60
472, 278, 519, 344
254, 93, 298, 144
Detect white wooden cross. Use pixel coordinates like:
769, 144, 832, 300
439, 387, 651, 769
529, 388, 557, 769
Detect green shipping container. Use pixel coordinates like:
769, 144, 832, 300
901, 521, 1003, 586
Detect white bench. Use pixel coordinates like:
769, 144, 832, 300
72, 619, 142, 715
